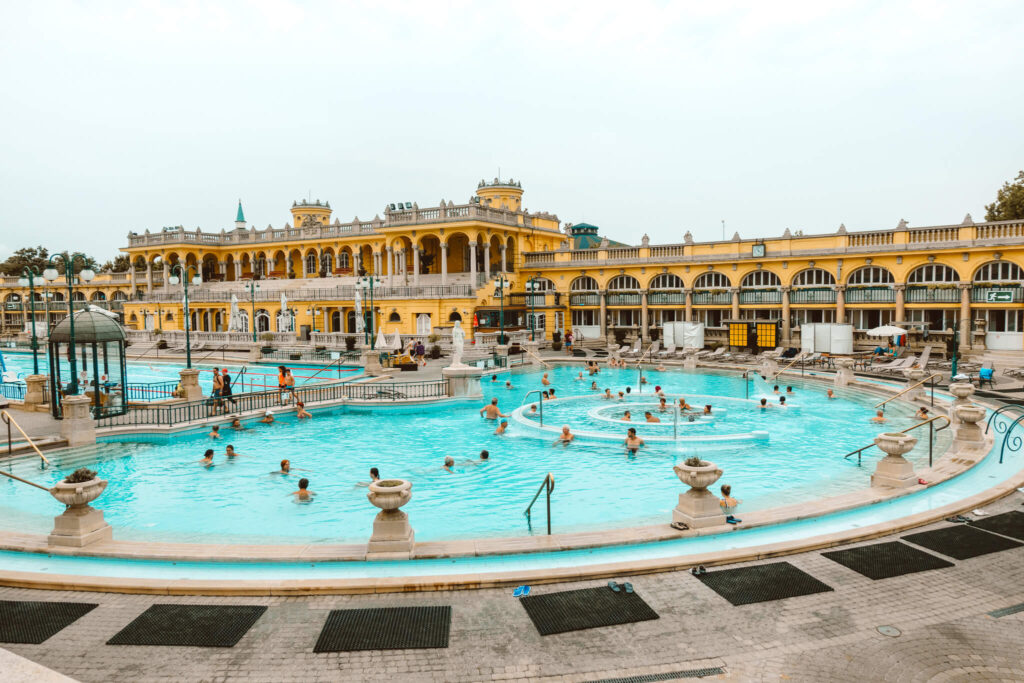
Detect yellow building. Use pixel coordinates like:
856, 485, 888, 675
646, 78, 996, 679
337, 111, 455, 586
2, 179, 1024, 354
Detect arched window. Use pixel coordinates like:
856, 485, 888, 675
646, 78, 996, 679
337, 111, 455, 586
974, 261, 1024, 283
448, 311, 462, 322
649, 273, 684, 289
847, 266, 894, 286
4, 293, 20, 303
607, 275, 640, 290
305, 252, 318, 274
71, 291, 86, 301
693, 272, 731, 289
740, 271, 781, 288
52, 292, 66, 302
90, 291, 106, 301
255, 309, 271, 332
339, 252, 351, 269
570, 276, 599, 291
908, 264, 959, 284
792, 268, 835, 287
237, 309, 249, 333
112, 290, 128, 301
388, 311, 401, 322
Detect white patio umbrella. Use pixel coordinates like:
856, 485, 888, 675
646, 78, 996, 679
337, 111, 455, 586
865, 325, 907, 337
374, 327, 388, 349
389, 329, 402, 351
353, 287, 365, 333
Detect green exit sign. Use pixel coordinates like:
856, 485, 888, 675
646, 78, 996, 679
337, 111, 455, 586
986, 290, 1015, 303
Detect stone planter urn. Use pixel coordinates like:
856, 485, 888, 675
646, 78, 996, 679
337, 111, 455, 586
953, 404, 986, 446
902, 367, 928, 401
870, 432, 919, 489
672, 460, 726, 529
48, 477, 113, 547
366, 479, 415, 557
948, 381, 975, 426
834, 357, 855, 387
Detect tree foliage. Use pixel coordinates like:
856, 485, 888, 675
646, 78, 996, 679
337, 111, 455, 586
0, 246, 101, 276
985, 170, 1024, 222
101, 254, 131, 272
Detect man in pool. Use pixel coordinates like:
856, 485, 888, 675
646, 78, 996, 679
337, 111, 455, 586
760, 398, 769, 409
603, 389, 614, 399
826, 389, 836, 399
480, 398, 510, 420
494, 419, 509, 435
230, 417, 245, 430
779, 396, 787, 406
505, 380, 515, 390
644, 411, 660, 423
773, 385, 781, 394
542, 373, 551, 386
786, 386, 795, 395
548, 388, 557, 398
198, 449, 215, 467
871, 410, 887, 424
624, 427, 645, 454
491, 374, 498, 383
260, 409, 275, 424
296, 401, 312, 419
225, 445, 242, 458
622, 410, 632, 421
291, 478, 314, 501
208, 425, 221, 439
553, 424, 574, 446
656, 363, 666, 372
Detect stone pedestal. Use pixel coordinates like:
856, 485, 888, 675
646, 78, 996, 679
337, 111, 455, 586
366, 480, 414, 559
23, 374, 48, 410
683, 354, 697, 369
442, 365, 484, 398
59, 395, 96, 447
760, 358, 779, 378
524, 341, 540, 361
178, 368, 203, 403
902, 368, 927, 401
947, 382, 975, 426
870, 432, 919, 489
361, 349, 383, 377
47, 478, 112, 547
247, 343, 261, 362
672, 461, 726, 529
953, 404, 986, 448
833, 357, 855, 387
495, 344, 509, 359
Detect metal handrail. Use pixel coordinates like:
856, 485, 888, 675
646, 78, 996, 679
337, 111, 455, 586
984, 404, 1024, 434
771, 352, 807, 381
875, 373, 943, 410
523, 347, 551, 368
843, 415, 951, 466
520, 389, 545, 426
524, 472, 555, 535
0, 468, 50, 491
1, 410, 51, 466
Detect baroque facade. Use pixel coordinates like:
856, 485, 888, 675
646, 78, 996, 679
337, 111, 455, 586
2, 178, 1023, 352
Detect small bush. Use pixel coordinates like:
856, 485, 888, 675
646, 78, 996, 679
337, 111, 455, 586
551, 341, 563, 351
683, 456, 705, 468
344, 336, 356, 351
429, 345, 441, 359
551, 331, 562, 343
64, 468, 97, 484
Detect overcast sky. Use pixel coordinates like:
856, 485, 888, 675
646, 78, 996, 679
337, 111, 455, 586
1, 1, 1022, 260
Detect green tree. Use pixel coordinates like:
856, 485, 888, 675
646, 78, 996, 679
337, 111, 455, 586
0, 245, 50, 276
50, 252, 100, 275
985, 170, 1024, 221
100, 254, 131, 272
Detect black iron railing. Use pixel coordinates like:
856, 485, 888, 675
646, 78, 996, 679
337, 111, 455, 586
0, 382, 26, 400
524, 472, 555, 535
124, 381, 179, 402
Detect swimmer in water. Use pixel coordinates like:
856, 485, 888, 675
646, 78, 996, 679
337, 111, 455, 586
658, 397, 668, 412
645, 411, 660, 423
443, 456, 455, 473
491, 375, 498, 383
296, 402, 312, 419
291, 478, 314, 501
656, 364, 666, 372
260, 410, 275, 424
827, 389, 836, 399
760, 398, 768, 410
915, 407, 929, 420
230, 417, 244, 430
529, 404, 538, 415
704, 404, 712, 415
779, 396, 787, 406
604, 389, 613, 399
871, 410, 887, 424
679, 397, 693, 411
576, 372, 584, 381
773, 385, 780, 394
198, 449, 215, 467
505, 380, 514, 390
208, 425, 221, 439
494, 419, 509, 435
479, 398, 510, 420
548, 388, 557, 399
591, 381, 599, 391
225, 445, 242, 458
553, 424, 575, 447
356, 467, 381, 487
624, 427, 645, 454
542, 373, 551, 386
786, 386, 794, 395
617, 391, 625, 401
622, 410, 632, 421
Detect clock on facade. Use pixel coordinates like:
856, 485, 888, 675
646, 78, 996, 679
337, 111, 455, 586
752, 243, 766, 258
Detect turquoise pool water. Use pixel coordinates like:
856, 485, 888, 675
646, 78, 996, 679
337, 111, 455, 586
0, 366, 947, 545
0, 350, 357, 395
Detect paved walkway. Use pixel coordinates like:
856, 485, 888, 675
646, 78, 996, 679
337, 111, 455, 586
3, 493, 1023, 682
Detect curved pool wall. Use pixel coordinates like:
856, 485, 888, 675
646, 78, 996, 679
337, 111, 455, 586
0, 367, 947, 545
0, 366, 1019, 591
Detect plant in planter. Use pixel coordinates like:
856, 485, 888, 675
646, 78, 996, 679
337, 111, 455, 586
48, 466, 112, 546
671, 456, 725, 529
428, 333, 440, 343
551, 341, 563, 351
551, 330, 562, 344
344, 335, 356, 351
429, 344, 441, 359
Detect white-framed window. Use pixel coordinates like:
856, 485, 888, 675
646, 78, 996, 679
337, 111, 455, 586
306, 252, 318, 274
908, 264, 959, 283
607, 275, 640, 290
612, 309, 640, 326
740, 271, 781, 288
255, 309, 271, 332
973, 261, 1023, 283
905, 308, 959, 331
526, 277, 555, 291
694, 308, 726, 327
792, 309, 835, 326
237, 309, 249, 332
571, 309, 597, 326
847, 308, 894, 330
694, 272, 731, 289
339, 252, 351, 269
792, 268, 835, 287
649, 273, 684, 289
982, 309, 1023, 332
416, 313, 432, 335
570, 276, 599, 291
526, 313, 546, 331
847, 267, 894, 286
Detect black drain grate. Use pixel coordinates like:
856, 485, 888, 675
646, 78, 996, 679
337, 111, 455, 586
107, 604, 267, 647
313, 606, 451, 652
903, 524, 1023, 560
969, 511, 1024, 541
593, 667, 727, 682
695, 562, 833, 606
519, 586, 659, 636
821, 541, 954, 580
0, 600, 98, 644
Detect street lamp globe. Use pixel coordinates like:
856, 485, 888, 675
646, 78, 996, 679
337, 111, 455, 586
80, 268, 96, 282
43, 267, 58, 281
17, 277, 28, 287
192, 275, 202, 286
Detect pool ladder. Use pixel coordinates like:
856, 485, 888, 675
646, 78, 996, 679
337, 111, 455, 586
521, 390, 545, 426
524, 472, 555, 535
842, 415, 950, 467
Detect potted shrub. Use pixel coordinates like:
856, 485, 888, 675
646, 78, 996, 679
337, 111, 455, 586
429, 344, 441, 359
673, 456, 723, 492
260, 332, 275, 354
48, 468, 108, 508
551, 340, 563, 351
551, 330, 562, 344
344, 335, 356, 351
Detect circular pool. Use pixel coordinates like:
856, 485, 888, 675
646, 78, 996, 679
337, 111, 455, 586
0, 366, 946, 545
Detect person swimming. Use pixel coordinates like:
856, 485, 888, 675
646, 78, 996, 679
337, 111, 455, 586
760, 398, 768, 409
198, 449, 215, 467
542, 373, 551, 386
260, 410, 274, 424
590, 381, 599, 391
276, 459, 290, 474
786, 386, 794, 395
603, 389, 613, 399
779, 396, 787, 406
494, 419, 509, 435
553, 425, 574, 446
773, 385, 780, 394
622, 410, 632, 421
230, 417, 244, 430
827, 389, 836, 399
443, 456, 455, 472
296, 402, 312, 419
208, 425, 221, 439
871, 410, 887, 424
645, 411, 660, 423
291, 478, 314, 501
679, 397, 693, 411
624, 427, 645, 454
356, 467, 381, 487
491, 374, 498, 382
658, 397, 668, 412
479, 398, 510, 420
703, 404, 712, 415
529, 404, 538, 415
505, 380, 514, 390
225, 445, 242, 458
617, 391, 625, 401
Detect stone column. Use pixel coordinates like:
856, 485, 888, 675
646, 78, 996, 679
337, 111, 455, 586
178, 368, 203, 403
162, 266, 170, 289
469, 242, 477, 283
483, 243, 491, 279
366, 480, 415, 559
781, 286, 791, 344
145, 262, 153, 294
234, 261, 242, 280
23, 374, 48, 410
440, 244, 448, 286
218, 261, 227, 279
361, 349, 384, 376
684, 288, 693, 322
500, 244, 508, 273
730, 288, 740, 320
640, 289, 650, 343
129, 267, 136, 293
599, 289, 608, 340
413, 247, 420, 286
835, 285, 846, 324
871, 432, 919, 489
959, 283, 972, 352
386, 246, 395, 286
59, 394, 96, 447
833, 357, 854, 386
894, 284, 906, 322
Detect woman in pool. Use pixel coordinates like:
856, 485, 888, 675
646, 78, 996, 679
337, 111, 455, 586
198, 449, 215, 467
719, 484, 741, 523
590, 381, 599, 391
679, 397, 692, 411
296, 402, 312, 419
658, 397, 668, 412
443, 456, 455, 473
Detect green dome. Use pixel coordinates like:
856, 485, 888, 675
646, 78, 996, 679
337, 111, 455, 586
49, 310, 126, 344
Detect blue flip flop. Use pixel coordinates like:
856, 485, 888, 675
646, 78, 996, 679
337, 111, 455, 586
623, 582, 634, 594
608, 580, 621, 592
513, 585, 531, 597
